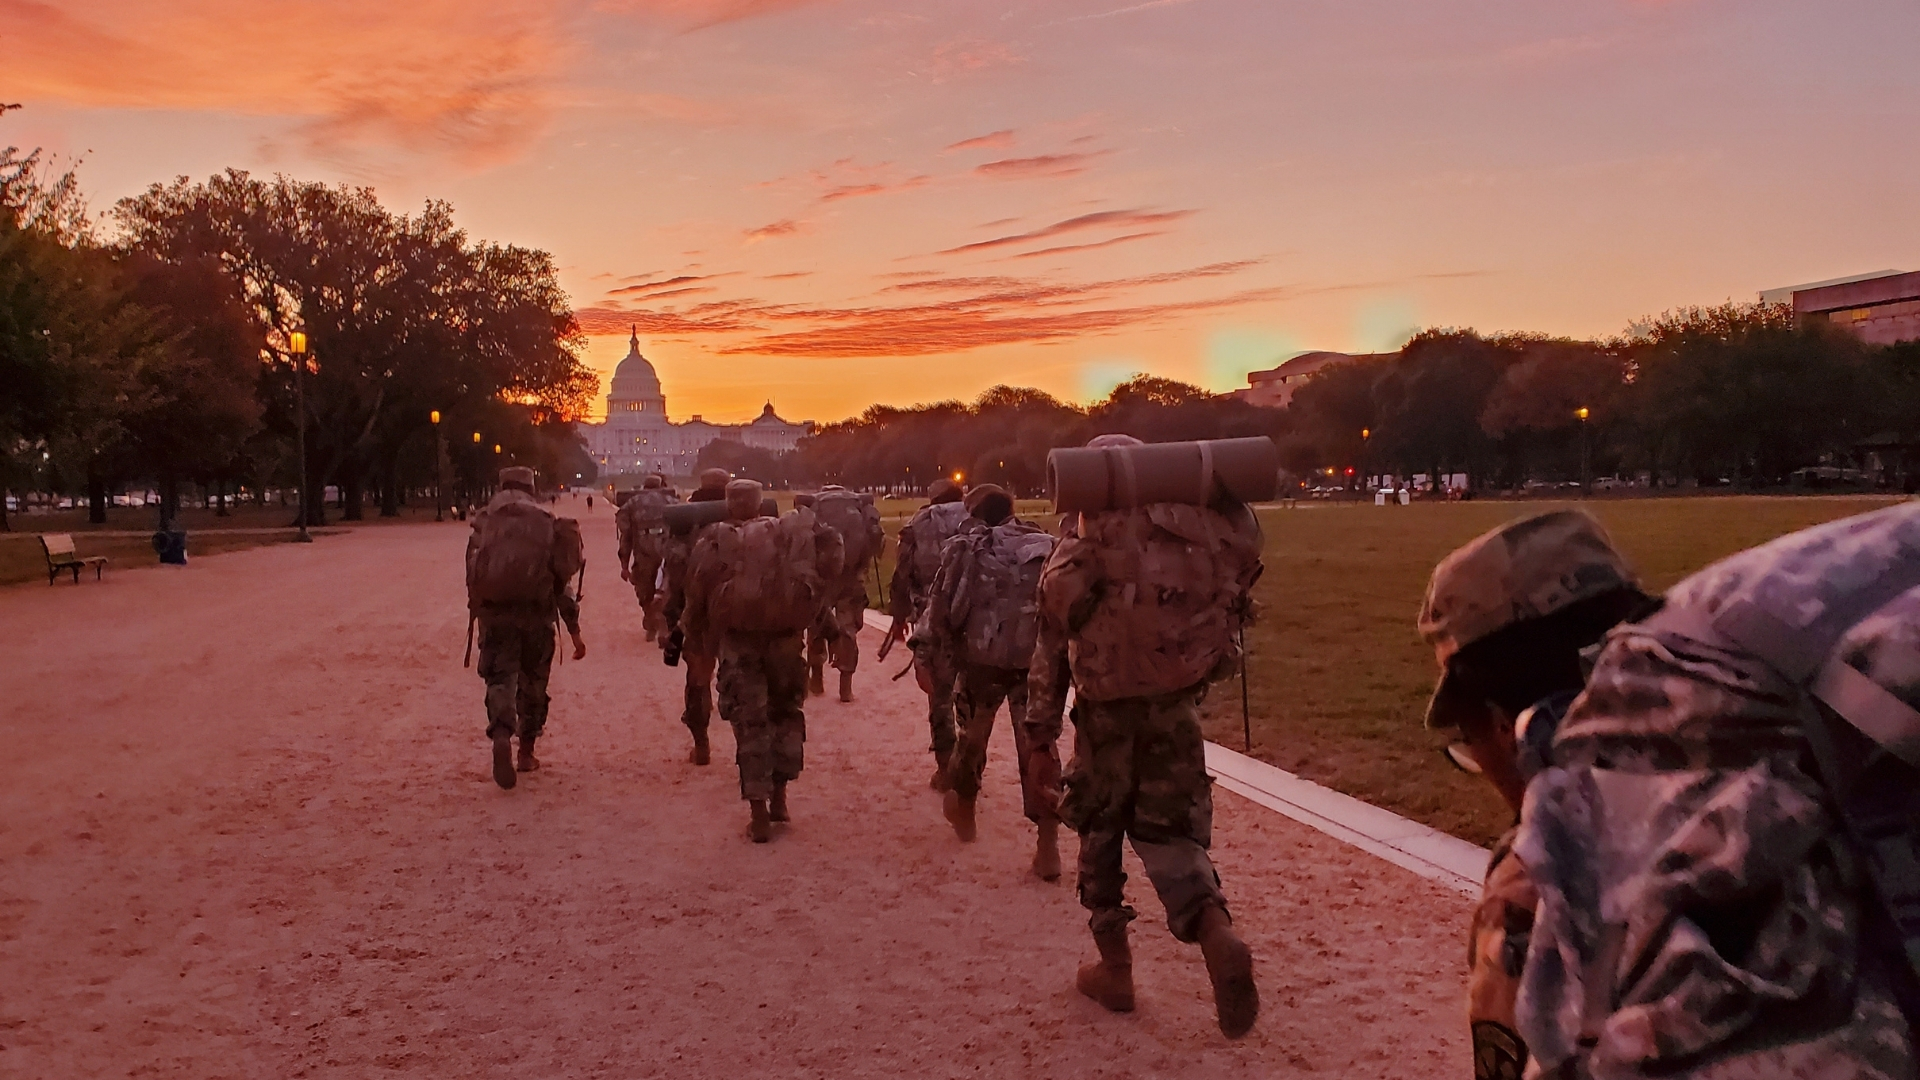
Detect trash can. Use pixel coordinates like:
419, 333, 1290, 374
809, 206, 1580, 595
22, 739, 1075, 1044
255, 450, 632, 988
152, 527, 188, 565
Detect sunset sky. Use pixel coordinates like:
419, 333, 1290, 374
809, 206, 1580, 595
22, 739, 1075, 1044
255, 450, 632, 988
9, 0, 1919, 423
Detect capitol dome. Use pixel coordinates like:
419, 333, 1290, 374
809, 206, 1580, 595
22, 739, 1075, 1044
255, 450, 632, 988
609, 327, 664, 401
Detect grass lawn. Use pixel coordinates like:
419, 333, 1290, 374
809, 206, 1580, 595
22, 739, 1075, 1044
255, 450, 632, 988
0, 530, 307, 588
1203, 495, 1905, 846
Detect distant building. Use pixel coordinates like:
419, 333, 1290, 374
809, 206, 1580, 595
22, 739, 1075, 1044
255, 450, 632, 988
1236, 351, 1391, 409
580, 329, 813, 479
1763, 270, 1920, 346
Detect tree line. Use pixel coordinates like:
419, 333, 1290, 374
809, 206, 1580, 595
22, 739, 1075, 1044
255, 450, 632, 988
702, 304, 1920, 497
1, 120, 596, 530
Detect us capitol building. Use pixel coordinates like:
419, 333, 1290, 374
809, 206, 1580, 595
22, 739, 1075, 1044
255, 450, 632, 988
580, 329, 814, 479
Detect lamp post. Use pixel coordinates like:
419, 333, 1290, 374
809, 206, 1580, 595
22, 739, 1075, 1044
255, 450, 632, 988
471, 431, 482, 503
288, 331, 312, 542
1576, 407, 1591, 497
431, 410, 446, 522
1360, 428, 1371, 491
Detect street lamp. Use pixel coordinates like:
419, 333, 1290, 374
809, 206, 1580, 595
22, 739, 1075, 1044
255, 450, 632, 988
288, 331, 312, 543
430, 410, 447, 522
1576, 407, 1592, 496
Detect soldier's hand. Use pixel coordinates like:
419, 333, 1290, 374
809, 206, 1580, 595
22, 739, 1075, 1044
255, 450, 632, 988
571, 632, 588, 660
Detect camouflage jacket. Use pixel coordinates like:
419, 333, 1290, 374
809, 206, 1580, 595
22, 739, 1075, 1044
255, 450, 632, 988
1514, 507, 1920, 1079
921, 518, 1055, 669
616, 488, 677, 569
1470, 828, 1537, 1080
889, 501, 976, 621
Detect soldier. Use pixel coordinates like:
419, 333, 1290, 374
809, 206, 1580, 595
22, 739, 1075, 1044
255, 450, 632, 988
918, 484, 1061, 879
466, 466, 587, 790
1415, 510, 1654, 1079
617, 474, 675, 640
660, 467, 731, 765
1022, 434, 1264, 1039
684, 479, 844, 842
886, 478, 976, 788
807, 485, 884, 702
1510, 504, 1920, 1079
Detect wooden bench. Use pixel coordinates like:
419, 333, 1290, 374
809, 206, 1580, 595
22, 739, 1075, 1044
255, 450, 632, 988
40, 533, 109, 585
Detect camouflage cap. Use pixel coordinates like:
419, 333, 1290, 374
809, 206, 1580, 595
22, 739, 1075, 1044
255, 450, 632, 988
1418, 509, 1637, 728
499, 466, 536, 490
964, 483, 1014, 525
698, 467, 731, 492
793, 492, 816, 508
642, 474, 664, 489
927, 478, 963, 504
724, 478, 764, 519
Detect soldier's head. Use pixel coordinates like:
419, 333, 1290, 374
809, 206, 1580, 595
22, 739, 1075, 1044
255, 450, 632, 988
793, 493, 816, 509
643, 474, 664, 490
927, 478, 964, 505
1086, 433, 1144, 449
613, 489, 634, 508
698, 468, 731, 494
499, 466, 536, 494
1418, 509, 1651, 812
724, 479, 765, 521
964, 484, 1014, 527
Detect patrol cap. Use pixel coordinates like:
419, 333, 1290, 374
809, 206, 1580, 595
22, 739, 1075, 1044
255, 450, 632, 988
724, 478, 764, 519
927, 478, 963, 505
1418, 509, 1637, 728
699, 468, 732, 492
499, 466, 536, 490
964, 483, 1014, 525
643, 474, 664, 490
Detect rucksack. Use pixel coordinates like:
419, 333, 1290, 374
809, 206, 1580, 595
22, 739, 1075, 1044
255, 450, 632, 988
468, 490, 565, 606
812, 488, 880, 571
911, 501, 975, 592
1038, 502, 1263, 701
625, 488, 670, 529
951, 521, 1055, 669
704, 510, 825, 633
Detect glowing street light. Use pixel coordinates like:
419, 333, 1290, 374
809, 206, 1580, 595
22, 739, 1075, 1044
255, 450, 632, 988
1577, 407, 1592, 495
288, 330, 312, 543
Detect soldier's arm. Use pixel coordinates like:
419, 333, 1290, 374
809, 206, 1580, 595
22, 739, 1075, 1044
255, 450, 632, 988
615, 508, 634, 571
1023, 613, 1071, 748
682, 537, 716, 645
888, 524, 916, 619
814, 520, 846, 582
555, 589, 582, 636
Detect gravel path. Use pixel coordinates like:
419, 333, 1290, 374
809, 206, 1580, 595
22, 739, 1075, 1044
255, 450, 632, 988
1, 507, 1472, 1078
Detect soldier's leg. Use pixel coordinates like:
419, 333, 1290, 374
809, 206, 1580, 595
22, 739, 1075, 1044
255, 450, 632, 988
683, 652, 715, 764
918, 640, 959, 762
634, 552, 663, 637
717, 637, 775, 802
476, 619, 523, 789
1127, 688, 1256, 1038
805, 622, 830, 697
1061, 698, 1139, 1011
829, 582, 863, 674
766, 631, 807, 812
514, 621, 557, 771
948, 665, 1014, 801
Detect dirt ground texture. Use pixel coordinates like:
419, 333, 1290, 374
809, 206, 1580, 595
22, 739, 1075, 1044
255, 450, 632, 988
1, 503, 1472, 1078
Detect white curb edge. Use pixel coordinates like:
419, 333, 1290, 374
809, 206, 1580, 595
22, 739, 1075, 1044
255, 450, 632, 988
860, 609, 1487, 896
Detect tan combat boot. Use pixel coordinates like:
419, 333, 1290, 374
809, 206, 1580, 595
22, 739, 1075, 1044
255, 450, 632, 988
491, 732, 516, 790
808, 664, 826, 697
1194, 904, 1258, 1038
749, 800, 772, 843
769, 781, 791, 823
838, 670, 854, 703
1031, 818, 1062, 882
1076, 926, 1135, 1013
689, 730, 711, 766
942, 789, 977, 842
516, 737, 540, 773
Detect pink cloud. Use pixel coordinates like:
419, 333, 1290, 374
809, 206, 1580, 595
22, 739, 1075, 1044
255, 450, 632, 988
744, 219, 804, 242
936, 208, 1195, 256
944, 130, 1017, 154
973, 151, 1112, 180
1007, 231, 1166, 260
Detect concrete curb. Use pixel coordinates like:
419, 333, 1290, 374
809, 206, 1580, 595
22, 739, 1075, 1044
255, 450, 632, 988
860, 610, 1488, 896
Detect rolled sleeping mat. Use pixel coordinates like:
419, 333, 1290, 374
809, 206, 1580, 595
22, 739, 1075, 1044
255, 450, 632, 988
663, 497, 780, 536
1047, 436, 1280, 512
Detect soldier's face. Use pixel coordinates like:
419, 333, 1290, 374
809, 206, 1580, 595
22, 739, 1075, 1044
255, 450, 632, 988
1452, 704, 1528, 816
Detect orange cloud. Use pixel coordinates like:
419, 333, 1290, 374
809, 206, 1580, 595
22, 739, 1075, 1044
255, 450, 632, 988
1, 0, 569, 165
936, 208, 1195, 255
944, 130, 1017, 153
973, 151, 1111, 180
1008, 231, 1166, 259
594, 0, 829, 29
744, 219, 804, 242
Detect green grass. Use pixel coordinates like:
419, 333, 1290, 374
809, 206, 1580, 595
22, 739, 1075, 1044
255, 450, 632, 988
1202, 495, 1906, 846
0, 530, 305, 588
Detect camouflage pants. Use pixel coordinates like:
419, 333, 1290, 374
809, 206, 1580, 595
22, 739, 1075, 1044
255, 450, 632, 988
630, 532, 666, 634
1060, 687, 1226, 943
910, 637, 958, 762
1469, 829, 1536, 1080
806, 574, 868, 674
716, 629, 807, 801
682, 651, 715, 737
949, 663, 1040, 819
476, 615, 556, 743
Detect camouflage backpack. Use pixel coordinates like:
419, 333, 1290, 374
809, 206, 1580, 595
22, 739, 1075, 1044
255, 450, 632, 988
911, 501, 975, 592
812, 488, 880, 571
1038, 502, 1263, 702
624, 487, 670, 530
705, 510, 825, 633
951, 521, 1056, 669
468, 490, 573, 606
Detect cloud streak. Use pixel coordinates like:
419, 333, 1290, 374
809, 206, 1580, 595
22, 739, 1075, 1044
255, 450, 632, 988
936, 208, 1195, 256
973, 151, 1110, 179
944, 130, 1017, 153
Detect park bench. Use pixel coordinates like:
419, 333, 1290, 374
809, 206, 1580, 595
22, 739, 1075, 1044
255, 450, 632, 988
40, 533, 108, 585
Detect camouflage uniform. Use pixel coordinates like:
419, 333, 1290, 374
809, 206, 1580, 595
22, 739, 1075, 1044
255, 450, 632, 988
807, 489, 883, 679
1417, 510, 1645, 1080
892, 497, 977, 764
1023, 503, 1263, 942
469, 484, 582, 746
1512, 504, 1920, 1080
617, 482, 675, 635
685, 490, 845, 803
662, 479, 730, 741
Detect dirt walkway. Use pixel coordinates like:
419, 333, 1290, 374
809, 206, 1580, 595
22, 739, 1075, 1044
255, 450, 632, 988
1, 507, 1472, 1078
